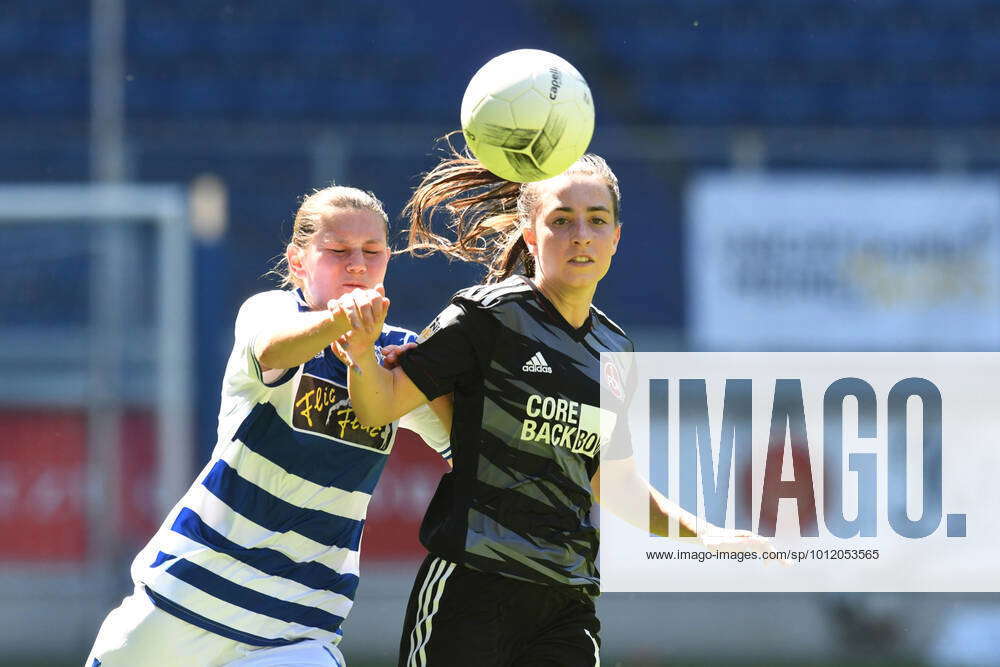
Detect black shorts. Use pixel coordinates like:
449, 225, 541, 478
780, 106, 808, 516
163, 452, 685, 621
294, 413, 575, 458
397, 554, 601, 667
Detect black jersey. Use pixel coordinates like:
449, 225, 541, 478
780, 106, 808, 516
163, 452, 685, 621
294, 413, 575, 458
399, 276, 634, 595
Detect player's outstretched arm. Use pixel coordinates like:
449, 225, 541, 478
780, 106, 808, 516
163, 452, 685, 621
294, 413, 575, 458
594, 457, 781, 558
253, 303, 352, 372
593, 458, 700, 538
351, 354, 433, 427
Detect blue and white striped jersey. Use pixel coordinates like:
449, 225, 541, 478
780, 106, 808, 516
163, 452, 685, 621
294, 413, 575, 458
131, 288, 449, 647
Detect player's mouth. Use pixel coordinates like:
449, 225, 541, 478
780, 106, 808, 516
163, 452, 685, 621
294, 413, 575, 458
342, 282, 368, 289
568, 255, 594, 264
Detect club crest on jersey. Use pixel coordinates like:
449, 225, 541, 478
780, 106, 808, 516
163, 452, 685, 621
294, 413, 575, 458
603, 359, 625, 401
417, 304, 464, 343
523, 351, 553, 374
416, 324, 437, 344
292, 374, 393, 451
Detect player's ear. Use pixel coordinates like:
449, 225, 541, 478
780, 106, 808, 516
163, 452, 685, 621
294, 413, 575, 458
521, 223, 537, 257
287, 243, 306, 280
611, 222, 621, 255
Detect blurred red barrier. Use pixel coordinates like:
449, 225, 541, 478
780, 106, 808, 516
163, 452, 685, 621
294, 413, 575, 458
0, 410, 158, 563
0, 412, 445, 565
363, 428, 449, 562
0, 411, 88, 561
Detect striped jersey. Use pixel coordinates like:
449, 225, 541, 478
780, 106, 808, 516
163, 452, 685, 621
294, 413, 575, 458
132, 288, 449, 647
399, 276, 634, 596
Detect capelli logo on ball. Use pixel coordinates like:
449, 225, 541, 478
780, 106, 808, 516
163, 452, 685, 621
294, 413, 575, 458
598, 352, 1000, 593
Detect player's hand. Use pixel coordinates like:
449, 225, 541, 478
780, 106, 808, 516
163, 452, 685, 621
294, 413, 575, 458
380, 342, 417, 369
327, 285, 389, 374
332, 284, 389, 349
326, 297, 353, 337
698, 526, 792, 567
327, 297, 360, 373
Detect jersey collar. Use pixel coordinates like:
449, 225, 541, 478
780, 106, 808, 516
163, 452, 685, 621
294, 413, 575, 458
517, 275, 594, 340
293, 287, 311, 312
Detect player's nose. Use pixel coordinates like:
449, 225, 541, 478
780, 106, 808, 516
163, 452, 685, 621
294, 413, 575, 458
571, 218, 593, 245
346, 249, 367, 272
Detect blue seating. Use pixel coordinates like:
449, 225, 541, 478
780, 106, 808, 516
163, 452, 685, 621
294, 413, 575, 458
4, 1, 998, 130
921, 84, 999, 125
841, 84, 914, 125
641, 80, 759, 125
880, 29, 960, 66
8, 0, 1000, 421
787, 28, 870, 67
757, 83, 829, 125
2, 73, 87, 116
968, 30, 1000, 70
606, 26, 712, 66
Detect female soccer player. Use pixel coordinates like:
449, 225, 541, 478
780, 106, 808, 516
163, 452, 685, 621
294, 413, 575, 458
86, 186, 450, 667
337, 151, 775, 666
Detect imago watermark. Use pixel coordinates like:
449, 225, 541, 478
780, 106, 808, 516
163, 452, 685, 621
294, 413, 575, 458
598, 353, 1000, 593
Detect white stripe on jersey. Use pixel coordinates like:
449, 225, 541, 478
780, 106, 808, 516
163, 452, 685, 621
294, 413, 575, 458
153, 530, 354, 618
164, 486, 361, 577
219, 441, 372, 521
147, 572, 339, 644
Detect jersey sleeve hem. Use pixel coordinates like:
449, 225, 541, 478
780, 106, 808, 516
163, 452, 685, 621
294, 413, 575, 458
262, 366, 298, 388
398, 354, 447, 402
399, 403, 452, 460
246, 332, 299, 388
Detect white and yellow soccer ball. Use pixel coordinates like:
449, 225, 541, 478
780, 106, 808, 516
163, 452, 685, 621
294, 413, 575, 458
460, 49, 595, 183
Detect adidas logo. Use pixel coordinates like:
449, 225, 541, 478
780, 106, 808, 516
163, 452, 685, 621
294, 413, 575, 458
522, 352, 553, 374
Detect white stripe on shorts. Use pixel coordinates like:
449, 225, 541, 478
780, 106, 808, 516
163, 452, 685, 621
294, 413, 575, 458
406, 558, 446, 667
406, 557, 456, 667
585, 628, 600, 666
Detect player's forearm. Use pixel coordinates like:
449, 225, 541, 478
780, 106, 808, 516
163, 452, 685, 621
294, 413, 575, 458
428, 394, 454, 433
349, 350, 405, 427
595, 459, 701, 539
254, 310, 349, 371
648, 484, 700, 539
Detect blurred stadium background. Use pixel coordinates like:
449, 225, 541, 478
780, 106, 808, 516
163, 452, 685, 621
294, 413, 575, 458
3, 0, 1000, 665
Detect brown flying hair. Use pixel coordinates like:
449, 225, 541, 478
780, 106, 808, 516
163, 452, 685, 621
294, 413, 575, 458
403, 134, 621, 282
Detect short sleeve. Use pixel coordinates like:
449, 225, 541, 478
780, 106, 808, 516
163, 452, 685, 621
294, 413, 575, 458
603, 410, 633, 461
601, 350, 637, 462
398, 302, 493, 401
399, 403, 452, 462
232, 291, 300, 388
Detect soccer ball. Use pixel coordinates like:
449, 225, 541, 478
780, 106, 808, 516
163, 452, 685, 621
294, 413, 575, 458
460, 49, 595, 183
